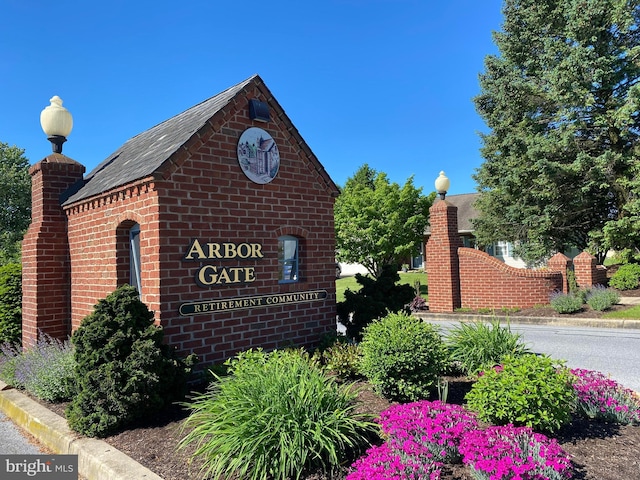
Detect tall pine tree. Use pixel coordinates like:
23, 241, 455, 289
473, 0, 640, 263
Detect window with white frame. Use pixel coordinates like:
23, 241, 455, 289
494, 241, 511, 258
278, 235, 298, 282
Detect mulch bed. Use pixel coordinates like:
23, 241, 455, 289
26, 285, 640, 479
34, 374, 640, 480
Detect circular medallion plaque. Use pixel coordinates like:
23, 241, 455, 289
237, 127, 280, 184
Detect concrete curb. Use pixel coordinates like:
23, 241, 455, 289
0, 382, 162, 480
414, 312, 640, 329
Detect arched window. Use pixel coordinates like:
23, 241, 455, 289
278, 235, 298, 283
130, 223, 141, 294
117, 221, 142, 295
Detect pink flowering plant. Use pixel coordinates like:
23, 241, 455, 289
458, 424, 574, 480
570, 368, 640, 425
378, 400, 479, 463
345, 442, 443, 480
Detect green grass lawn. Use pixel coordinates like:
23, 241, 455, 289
335, 270, 427, 303
603, 304, 640, 319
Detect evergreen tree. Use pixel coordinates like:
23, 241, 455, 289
473, 0, 640, 263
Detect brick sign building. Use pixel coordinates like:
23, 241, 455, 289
23, 75, 340, 365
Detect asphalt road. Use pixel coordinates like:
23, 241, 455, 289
432, 321, 640, 393
0, 411, 42, 454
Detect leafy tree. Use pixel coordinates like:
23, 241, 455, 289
473, 0, 640, 264
335, 164, 434, 277
0, 143, 31, 265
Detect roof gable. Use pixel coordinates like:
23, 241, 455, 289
64, 75, 337, 205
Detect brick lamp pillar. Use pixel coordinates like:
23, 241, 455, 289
426, 172, 462, 312
22, 97, 85, 346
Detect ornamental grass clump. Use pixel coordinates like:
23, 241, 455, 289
571, 368, 640, 425
179, 348, 377, 480
549, 291, 583, 314
378, 401, 479, 463
458, 424, 574, 480
445, 318, 530, 375
585, 285, 620, 311
358, 312, 448, 402
345, 442, 443, 480
465, 354, 576, 434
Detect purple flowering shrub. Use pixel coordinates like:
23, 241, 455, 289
346, 442, 443, 480
459, 424, 574, 480
571, 368, 640, 425
378, 401, 479, 463
0, 334, 76, 402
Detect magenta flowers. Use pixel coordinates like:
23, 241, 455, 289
348, 401, 577, 480
571, 368, 640, 425
459, 424, 573, 480
378, 400, 479, 463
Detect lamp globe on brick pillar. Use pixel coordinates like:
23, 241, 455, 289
435, 171, 450, 200
40, 96, 73, 154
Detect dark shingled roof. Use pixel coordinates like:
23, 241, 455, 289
63, 76, 257, 205
425, 192, 480, 235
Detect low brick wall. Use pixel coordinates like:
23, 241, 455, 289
458, 248, 563, 309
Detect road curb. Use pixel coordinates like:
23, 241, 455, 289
414, 312, 640, 330
0, 382, 162, 480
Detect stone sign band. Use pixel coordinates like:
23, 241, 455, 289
179, 290, 328, 316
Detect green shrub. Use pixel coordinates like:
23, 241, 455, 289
358, 312, 448, 402
336, 264, 414, 341
549, 291, 584, 314
445, 319, 531, 375
322, 341, 362, 379
179, 348, 376, 480
609, 263, 640, 290
66, 285, 195, 437
465, 354, 576, 434
586, 285, 620, 311
0, 263, 22, 345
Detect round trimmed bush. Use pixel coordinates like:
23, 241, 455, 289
358, 312, 448, 402
609, 263, 640, 290
465, 354, 576, 434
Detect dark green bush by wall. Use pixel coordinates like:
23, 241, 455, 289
0, 263, 22, 345
336, 264, 414, 340
66, 285, 195, 437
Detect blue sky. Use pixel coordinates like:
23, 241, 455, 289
1, 0, 504, 195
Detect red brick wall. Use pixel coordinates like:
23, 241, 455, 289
22, 155, 85, 346
459, 248, 563, 309
63, 86, 337, 366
